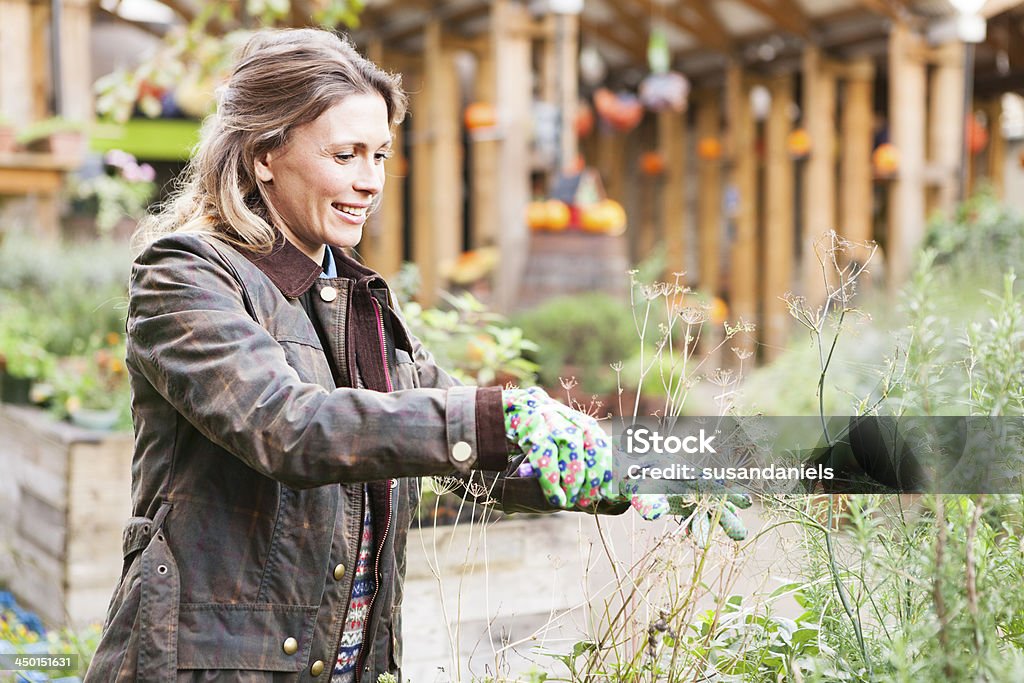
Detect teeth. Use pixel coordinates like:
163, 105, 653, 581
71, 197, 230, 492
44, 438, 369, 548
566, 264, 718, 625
335, 204, 367, 217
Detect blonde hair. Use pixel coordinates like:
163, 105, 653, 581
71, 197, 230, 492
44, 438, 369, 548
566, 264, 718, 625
133, 28, 408, 254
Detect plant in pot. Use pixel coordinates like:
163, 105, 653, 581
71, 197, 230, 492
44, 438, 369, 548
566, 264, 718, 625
49, 335, 131, 431
16, 117, 87, 163
0, 332, 54, 405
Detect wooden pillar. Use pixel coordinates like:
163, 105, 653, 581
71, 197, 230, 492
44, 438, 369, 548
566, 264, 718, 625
764, 74, 794, 362
0, 0, 34, 125
596, 130, 626, 202
802, 45, 837, 305
888, 23, 927, 290
492, 0, 533, 312
411, 20, 463, 305
726, 62, 757, 348
470, 50, 499, 250
659, 111, 687, 277
928, 43, 965, 218
696, 95, 722, 297
840, 58, 875, 246
986, 97, 1005, 198
554, 14, 579, 171
363, 40, 406, 279
59, 0, 92, 122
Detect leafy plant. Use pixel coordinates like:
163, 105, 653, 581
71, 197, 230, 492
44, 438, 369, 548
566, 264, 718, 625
72, 149, 157, 232
14, 116, 86, 145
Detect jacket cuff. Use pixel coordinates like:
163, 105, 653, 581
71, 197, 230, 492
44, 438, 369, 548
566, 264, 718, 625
474, 385, 510, 471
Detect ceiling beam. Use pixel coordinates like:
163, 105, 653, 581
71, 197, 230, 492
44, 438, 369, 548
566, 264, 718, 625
623, 0, 731, 53
601, 0, 649, 49
579, 17, 647, 63
983, 0, 1024, 18
732, 0, 812, 38
855, 0, 913, 24
683, 1, 733, 51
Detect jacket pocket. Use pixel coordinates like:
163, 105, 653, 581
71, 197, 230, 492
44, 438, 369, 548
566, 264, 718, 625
176, 603, 319, 672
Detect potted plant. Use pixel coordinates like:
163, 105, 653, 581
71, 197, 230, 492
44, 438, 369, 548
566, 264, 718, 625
16, 116, 86, 163
0, 334, 54, 405
50, 335, 131, 431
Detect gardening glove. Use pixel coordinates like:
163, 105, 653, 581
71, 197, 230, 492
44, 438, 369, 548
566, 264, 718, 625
503, 387, 615, 508
616, 475, 752, 541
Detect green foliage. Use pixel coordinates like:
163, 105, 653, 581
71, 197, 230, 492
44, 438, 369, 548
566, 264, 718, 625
71, 150, 157, 233
15, 117, 86, 145
395, 266, 539, 387
0, 602, 102, 678
512, 292, 636, 394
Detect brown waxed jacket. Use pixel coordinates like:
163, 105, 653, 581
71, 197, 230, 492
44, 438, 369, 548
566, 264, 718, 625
82, 231, 533, 683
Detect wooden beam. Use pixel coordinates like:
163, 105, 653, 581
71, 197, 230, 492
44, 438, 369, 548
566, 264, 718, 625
927, 43, 964, 218
659, 110, 687, 278
985, 97, 1005, 198
362, 39, 406, 279
60, 0, 93, 122
840, 57, 875, 246
491, 0, 533, 312
626, 0, 731, 53
0, 0, 34, 125
887, 22, 927, 290
801, 44, 837, 306
982, 0, 1023, 18
726, 62, 758, 352
684, 1, 733, 52
579, 18, 647, 63
764, 73, 794, 362
470, 47, 498, 251
696, 94, 723, 298
856, 0, 913, 24
602, 0, 648, 48
556, 13, 579, 172
410, 20, 463, 305
733, 0, 811, 38
596, 130, 626, 204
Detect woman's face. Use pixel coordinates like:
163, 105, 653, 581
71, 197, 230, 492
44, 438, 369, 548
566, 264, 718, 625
255, 93, 392, 261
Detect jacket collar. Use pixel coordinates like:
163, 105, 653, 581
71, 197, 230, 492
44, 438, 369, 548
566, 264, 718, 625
241, 230, 380, 298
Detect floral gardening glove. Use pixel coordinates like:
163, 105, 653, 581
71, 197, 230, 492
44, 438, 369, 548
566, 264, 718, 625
617, 477, 752, 541
503, 388, 615, 508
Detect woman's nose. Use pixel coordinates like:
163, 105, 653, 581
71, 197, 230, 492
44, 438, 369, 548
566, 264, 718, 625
354, 158, 384, 195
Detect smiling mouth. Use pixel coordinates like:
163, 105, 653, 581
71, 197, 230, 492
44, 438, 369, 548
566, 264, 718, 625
332, 203, 368, 218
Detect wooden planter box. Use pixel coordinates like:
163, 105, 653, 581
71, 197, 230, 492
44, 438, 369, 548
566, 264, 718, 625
0, 405, 132, 628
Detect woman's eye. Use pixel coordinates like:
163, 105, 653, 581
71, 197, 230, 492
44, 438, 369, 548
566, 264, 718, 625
374, 151, 392, 163
334, 153, 355, 162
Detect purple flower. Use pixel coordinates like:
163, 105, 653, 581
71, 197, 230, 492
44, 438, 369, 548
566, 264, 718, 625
104, 149, 135, 169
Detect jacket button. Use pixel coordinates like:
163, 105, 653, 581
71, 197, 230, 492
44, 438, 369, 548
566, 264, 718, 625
310, 660, 325, 677
320, 286, 338, 302
333, 564, 345, 581
452, 440, 472, 462
282, 637, 298, 655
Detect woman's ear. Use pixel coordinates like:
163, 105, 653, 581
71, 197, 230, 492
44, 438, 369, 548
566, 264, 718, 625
254, 152, 274, 183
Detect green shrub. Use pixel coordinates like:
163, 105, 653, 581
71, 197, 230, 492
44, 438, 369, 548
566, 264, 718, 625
512, 292, 636, 394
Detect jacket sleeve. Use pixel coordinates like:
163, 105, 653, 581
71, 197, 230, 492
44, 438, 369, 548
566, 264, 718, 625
397, 301, 630, 517
127, 234, 509, 490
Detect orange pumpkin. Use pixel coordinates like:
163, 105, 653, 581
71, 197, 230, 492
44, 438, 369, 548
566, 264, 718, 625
639, 151, 666, 176
526, 200, 549, 230
697, 137, 722, 161
709, 297, 728, 325
464, 102, 498, 130
544, 199, 571, 231
967, 115, 988, 155
872, 143, 899, 176
581, 199, 627, 235
787, 128, 812, 158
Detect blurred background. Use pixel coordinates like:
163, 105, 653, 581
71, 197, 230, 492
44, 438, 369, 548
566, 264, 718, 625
3, 0, 1024, 680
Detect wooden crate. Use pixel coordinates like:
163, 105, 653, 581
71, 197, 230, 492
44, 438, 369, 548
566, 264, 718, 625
0, 405, 132, 628
516, 230, 630, 311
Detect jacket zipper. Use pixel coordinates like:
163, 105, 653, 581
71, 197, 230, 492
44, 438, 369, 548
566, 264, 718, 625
355, 297, 395, 680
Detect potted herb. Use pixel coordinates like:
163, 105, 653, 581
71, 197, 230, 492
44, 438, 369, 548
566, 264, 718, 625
16, 116, 87, 163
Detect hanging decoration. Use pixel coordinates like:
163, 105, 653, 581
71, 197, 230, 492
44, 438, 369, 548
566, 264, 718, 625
697, 137, 723, 161
967, 114, 989, 154
464, 102, 498, 131
639, 151, 666, 176
872, 143, 899, 176
749, 85, 771, 122
639, 72, 690, 113
786, 128, 812, 159
647, 25, 671, 74
579, 45, 607, 87
594, 88, 644, 133
575, 101, 595, 138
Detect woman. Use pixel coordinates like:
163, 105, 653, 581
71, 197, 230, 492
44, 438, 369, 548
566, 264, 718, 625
84, 28, 627, 683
